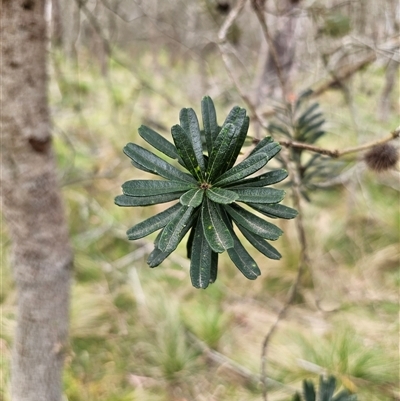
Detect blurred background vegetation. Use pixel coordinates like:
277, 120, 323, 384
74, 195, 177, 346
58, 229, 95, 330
1, 0, 399, 400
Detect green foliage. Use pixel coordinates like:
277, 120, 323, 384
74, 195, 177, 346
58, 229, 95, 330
116, 96, 296, 288
321, 14, 352, 38
268, 90, 343, 200
293, 376, 357, 401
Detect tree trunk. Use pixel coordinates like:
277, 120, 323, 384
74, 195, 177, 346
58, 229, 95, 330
0, 1, 73, 400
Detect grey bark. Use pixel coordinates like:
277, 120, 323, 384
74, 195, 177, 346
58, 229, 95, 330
378, 57, 399, 122
255, 1, 302, 103
0, 1, 73, 400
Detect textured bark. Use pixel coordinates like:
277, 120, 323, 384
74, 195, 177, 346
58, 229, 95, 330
255, 0, 303, 102
0, 1, 73, 400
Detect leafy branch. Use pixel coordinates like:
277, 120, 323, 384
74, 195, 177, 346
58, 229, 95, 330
115, 96, 296, 289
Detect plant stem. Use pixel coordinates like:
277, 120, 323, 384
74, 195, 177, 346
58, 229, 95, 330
260, 150, 309, 401
279, 126, 400, 158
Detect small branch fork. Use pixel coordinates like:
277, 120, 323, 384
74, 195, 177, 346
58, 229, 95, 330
280, 126, 400, 158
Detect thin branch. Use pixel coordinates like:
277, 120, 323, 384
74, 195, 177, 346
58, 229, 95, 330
260, 149, 309, 401
279, 126, 400, 158
73, 0, 177, 106
218, 0, 259, 119
251, 0, 287, 99
311, 51, 377, 98
186, 331, 296, 393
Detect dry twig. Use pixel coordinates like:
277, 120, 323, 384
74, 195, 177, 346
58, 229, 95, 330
186, 331, 296, 393
260, 149, 310, 401
279, 126, 400, 158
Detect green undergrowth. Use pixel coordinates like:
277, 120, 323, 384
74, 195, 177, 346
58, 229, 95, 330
0, 49, 398, 401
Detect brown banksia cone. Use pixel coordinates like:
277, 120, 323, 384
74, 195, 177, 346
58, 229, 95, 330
364, 143, 399, 172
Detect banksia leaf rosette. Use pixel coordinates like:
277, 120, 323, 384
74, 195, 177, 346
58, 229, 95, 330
115, 96, 297, 289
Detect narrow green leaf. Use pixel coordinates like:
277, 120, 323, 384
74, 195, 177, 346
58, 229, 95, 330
158, 206, 195, 253
296, 112, 323, 130
201, 197, 234, 253
206, 123, 239, 183
292, 393, 302, 401
221, 106, 245, 125
201, 96, 219, 154
190, 218, 212, 289
186, 222, 197, 259
268, 123, 291, 137
221, 108, 249, 171
236, 224, 281, 260
127, 203, 182, 240
294, 89, 313, 110
298, 102, 320, 125
303, 380, 316, 401
179, 108, 206, 171
131, 159, 153, 174
248, 136, 274, 156
123, 143, 197, 183
171, 124, 204, 180
147, 247, 170, 268
227, 237, 261, 279
180, 188, 204, 207
213, 152, 268, 187
115, 193, 183, 207
333, 390, 356, 401
319, 376, 336, 401
247, 203, 298, 219
249, 140, 281, 161
308, 130, 326, 144
235, 187, 285, 204
300, 120, 325, 141
220, 210, 261, 279
225, 203, 283, 240
150, 211, 199, 268
210, 252, 218, 283
227, 169, 288, 188
138, 125, 179, 160
206, 187, 238, 204
122, 180, 195, 197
